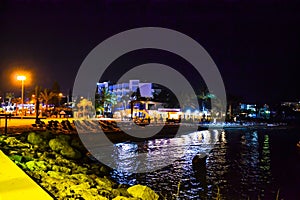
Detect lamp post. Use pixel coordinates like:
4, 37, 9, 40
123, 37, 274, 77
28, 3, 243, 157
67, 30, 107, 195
30, 94, 35, 115
17, 75, 26, 119
58, 92, 63, 106
34, 86, 40, 124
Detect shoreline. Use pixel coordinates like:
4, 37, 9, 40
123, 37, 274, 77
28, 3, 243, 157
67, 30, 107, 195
0, 121, 293, 144
0, 119, 292, 138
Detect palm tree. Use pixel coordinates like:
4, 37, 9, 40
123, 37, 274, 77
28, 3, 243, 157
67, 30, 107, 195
77, 98, 93, 118
198, 91, 216, 111
210, 96, 226, 122
40, 89, 55, 111
178, 92, 199, 111
11, 97, 22, 116
95, 88, 117, 117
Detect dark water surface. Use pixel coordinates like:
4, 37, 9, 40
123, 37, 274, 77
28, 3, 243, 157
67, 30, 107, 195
109, 127, 300, 199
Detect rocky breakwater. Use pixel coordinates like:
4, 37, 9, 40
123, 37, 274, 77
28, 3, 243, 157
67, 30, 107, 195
0, 131, 159, 200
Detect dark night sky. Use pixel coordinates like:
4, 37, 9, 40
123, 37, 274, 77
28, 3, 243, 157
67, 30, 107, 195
0, 0, 299, 104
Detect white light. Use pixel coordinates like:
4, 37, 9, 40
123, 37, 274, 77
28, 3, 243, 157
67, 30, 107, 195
17, 75, 26, 81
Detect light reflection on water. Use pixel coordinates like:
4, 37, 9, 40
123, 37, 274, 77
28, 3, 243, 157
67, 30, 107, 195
108, 129, 295, 199
106, 130, 220, 173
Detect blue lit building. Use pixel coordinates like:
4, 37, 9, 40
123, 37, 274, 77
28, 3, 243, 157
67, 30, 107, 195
239, 103, 257, 118
97, 80, 153, 102
238, 103, 270, 119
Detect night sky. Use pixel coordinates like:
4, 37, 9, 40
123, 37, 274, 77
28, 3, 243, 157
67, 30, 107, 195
0, 0, 299, 104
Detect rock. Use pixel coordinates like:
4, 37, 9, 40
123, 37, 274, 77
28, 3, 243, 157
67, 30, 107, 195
52, 165, 71, 173
117, 185, 131, 197
112, 196, 138, 200
60, 146, 82, 159
26, 161, 36, 170
49, 138, 69, 152
100, 165, 111, 175
192, 154, 207, 173
72, 165, 88, 174
21, 151, 35, 161
36, 152, 42, 157
25, 160, 48, 171
127, 185, 159, 200
49, 136, 81, 159
3, 131, 159, 200
39, 131, 53, 141
98, 189, 112, 198
27, 132, 44, 145
4, 137, 21, 146
47, 171, 65, 180
57, 135, 71, 143
95, 177, 114, 189
70, 174, 92, 183
80, 188, 108, 200
192, 154, 207, 166
70, 137, 87, 152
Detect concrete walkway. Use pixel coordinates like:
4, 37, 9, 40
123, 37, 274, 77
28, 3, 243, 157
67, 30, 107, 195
0, 150, 53, 200
0, 117, 74, 127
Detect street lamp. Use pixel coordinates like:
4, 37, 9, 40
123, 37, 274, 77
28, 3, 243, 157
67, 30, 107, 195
58, 93, 63, 106
17, 75, 26, 119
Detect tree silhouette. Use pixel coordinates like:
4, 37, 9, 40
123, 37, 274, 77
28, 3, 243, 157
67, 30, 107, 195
152, 84, 178, 108
198, 92, 216, 111
131, 88, 142, 100
40, 89, 55, 111
51, 81, 61, 106
178, 92, 199, 111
